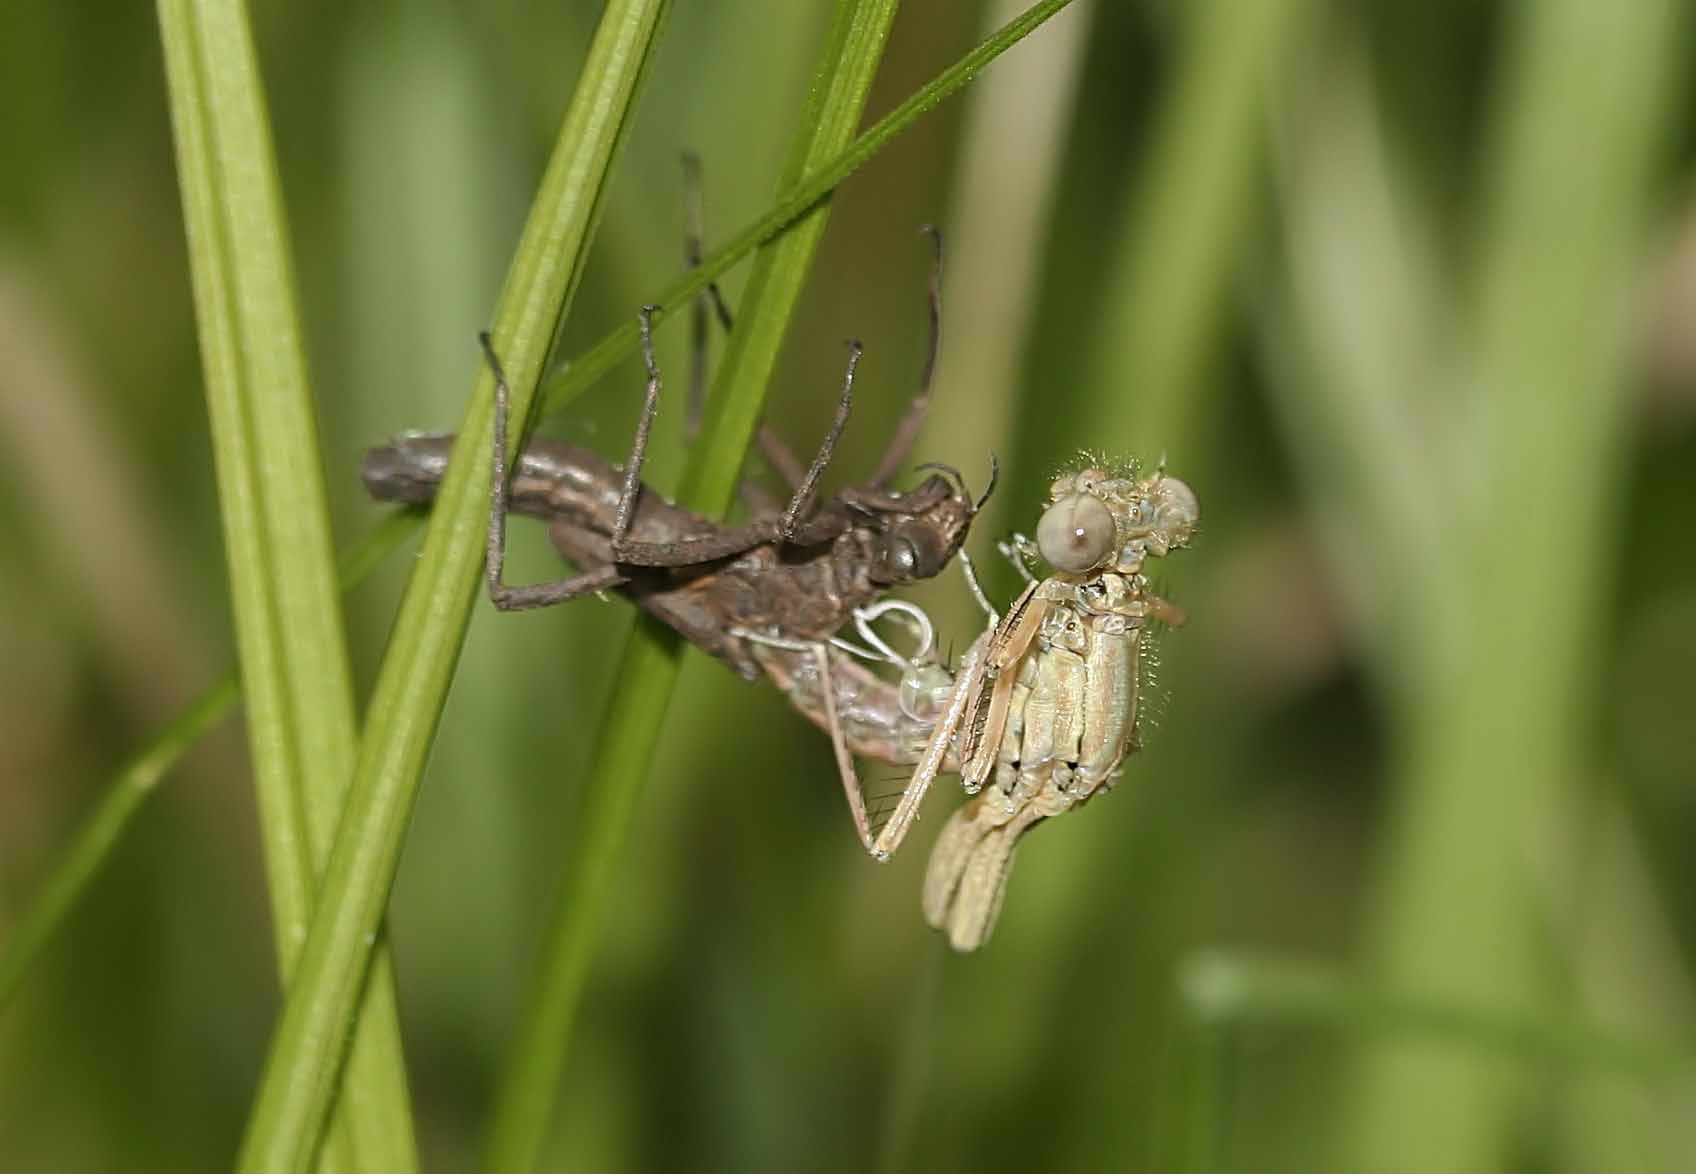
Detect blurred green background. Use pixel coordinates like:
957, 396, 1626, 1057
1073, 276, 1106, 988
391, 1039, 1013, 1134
3, 1, 1695, 1170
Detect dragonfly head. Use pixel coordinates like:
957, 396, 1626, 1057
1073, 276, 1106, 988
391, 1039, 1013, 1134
1037, 462, 1199, 575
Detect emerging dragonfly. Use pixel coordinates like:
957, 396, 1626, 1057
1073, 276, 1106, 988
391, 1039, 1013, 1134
761, 462, 1198, 948
364, 232, 993, 856
364, 230, 1199, 950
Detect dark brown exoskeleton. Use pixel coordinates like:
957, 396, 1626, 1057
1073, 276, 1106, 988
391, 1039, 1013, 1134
362, 230, 992, 853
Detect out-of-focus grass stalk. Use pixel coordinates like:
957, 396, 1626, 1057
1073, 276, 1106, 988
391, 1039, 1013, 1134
0, 679, 236, 1004
1079, 0, 1316, 457
232, 4, 673, 1171
1179, 951, 1695, 1083
1182, 1014, 1230, 1174
923, 0, 1090, 516
479, 3, 902, 1169
1177, 950, 1696, 1164
154, 1, 418, 1170
0, 3, 1078, 1018
994, 0, 1314, 1165
1176, 946, 1696, 1171
1264, 4, 1684, 1171
1345, 3, 1683, 1171
1551, 803, 1696, 1169
1261, 50, 1454, 690
0, 512, 415, 1013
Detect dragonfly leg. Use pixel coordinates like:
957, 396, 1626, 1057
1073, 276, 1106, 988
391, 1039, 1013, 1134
996, 533, 1039, 585
481, 331, 629, 610
734, 628, 877, 853
680, 153, 807, 496
869, 225, 943, 487
778, 341, 861, 542
868, 635, 986, 861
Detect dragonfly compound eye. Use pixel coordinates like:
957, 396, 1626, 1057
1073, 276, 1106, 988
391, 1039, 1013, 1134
1036, 492, 1116, 572
1145, 475, 1200, 551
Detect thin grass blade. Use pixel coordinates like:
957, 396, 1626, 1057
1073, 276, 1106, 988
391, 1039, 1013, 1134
231, 3, 674, 1170
155, 0, 418, 1168
478, 2, 905, 1169
0, 512, 417, 1012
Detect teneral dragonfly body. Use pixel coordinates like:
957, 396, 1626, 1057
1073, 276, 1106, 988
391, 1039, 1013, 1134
846, 463, 1200, 949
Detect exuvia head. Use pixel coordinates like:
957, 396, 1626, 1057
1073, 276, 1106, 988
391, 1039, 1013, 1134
1033, 463, 1199, 576
872, 513, 954, 583
863, 458, 993, 586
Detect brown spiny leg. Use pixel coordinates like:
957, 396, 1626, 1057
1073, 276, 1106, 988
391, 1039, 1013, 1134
482, 330, 629, 610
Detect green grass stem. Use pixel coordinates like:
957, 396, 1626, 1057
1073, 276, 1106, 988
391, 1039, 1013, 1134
1257, 5, 1686, 1171
0, 513, 416, 1012
155, 0, 417, 1168
479, 2, 904, 1168
1180, 951, 1694, 1084
231, 3, 673, 1169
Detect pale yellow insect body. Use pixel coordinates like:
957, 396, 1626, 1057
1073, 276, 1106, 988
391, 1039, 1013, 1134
921, 465, 1198, 950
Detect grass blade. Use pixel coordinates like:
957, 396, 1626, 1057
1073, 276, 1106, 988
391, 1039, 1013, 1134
1342, 3, 1686, 1169
1255, 6, 1687, 1171
155, 0, 417, 1168
0, 680, 236, 1005
534, 0, 1082, 420
1179, 951, 1696, 1084
1081, 0, 1317, 457
478, 2, 903, 1169
1259, 50, 1454, 682
977, 1, 1317, 1164
231, 3, 673, 1170
0, 513, 416, 1013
